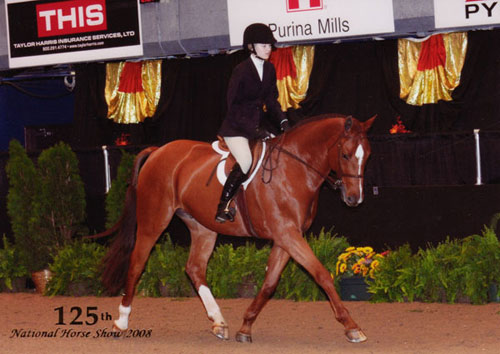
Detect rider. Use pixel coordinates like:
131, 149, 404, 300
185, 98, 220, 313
215, 23, 291, 223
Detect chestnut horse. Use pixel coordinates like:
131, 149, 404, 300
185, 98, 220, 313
101, 113, 375, 343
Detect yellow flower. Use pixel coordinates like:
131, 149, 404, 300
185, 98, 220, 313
340, 263, 347, 273
363, 247, 374, 254
345, 246, 355, 252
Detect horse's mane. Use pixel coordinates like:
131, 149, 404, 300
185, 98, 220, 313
290, 113, 348, 131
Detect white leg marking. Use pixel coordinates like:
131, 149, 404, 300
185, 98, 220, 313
355, 144, 364, 203
114, 304, 131, 331
198, 285, 226, 325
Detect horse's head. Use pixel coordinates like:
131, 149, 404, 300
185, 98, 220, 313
330, 115, 376, 207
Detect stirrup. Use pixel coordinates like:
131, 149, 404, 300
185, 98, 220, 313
215, 201, 236, 223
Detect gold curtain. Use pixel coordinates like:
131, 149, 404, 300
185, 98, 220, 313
399, 32, 467, 106
105, 60, 162, 124
271, 45, 315, 111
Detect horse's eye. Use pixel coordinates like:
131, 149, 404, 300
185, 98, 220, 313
342, 153, 349, 160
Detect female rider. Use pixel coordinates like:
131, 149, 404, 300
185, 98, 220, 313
215, 23, 290, 223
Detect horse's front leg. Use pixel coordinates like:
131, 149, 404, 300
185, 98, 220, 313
279, 233, 367, 343
236, 245, 290, 343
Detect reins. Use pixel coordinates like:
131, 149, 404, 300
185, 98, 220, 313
262, 131, 366, 190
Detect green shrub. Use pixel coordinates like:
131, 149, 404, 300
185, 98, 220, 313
138, 235, 192, 297
368, 228, 500, 304
7, 140, 87, 272
206, 242, 271, 299
32, 142, 86, 247
5, 140, 41, 272
233, 242, 271, 297
275, 229, 349, 301
206, 243, 241, 298
46, 239, 107, 296
459, 228, 500, 304
0, 235, 28, 291
105, 151, 135, 229
367, 244, 419, 302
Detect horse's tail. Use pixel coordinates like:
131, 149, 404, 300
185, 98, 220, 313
101, 146, 158, 295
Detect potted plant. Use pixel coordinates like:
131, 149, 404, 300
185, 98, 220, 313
276, 229, 349, 301
233, 242, 270, 298
6, 141, 87, 293
336, 246, 386, 301
5, 140, 48, 291
105, 150, 135, 229
367, 228, 500, 304
366, 244, 419, 302
31, 142, 87, 251
45, 239, 106, 296
0, 235, 28, 292
138, 234, 194, 297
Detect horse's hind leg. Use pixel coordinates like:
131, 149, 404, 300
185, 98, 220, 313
113, 227, 164, 331
236, 245, 290, 343
278, 232, 367, 343
115, 195, 174, 331
180, 214, 229, 340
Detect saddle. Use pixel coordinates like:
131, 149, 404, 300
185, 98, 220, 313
213, 136, 265, 188
211, 136, 267, 237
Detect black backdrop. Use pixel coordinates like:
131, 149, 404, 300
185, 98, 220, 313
68, 28, 500, 249
71, 28, 500, 149
3, 29, 500, 250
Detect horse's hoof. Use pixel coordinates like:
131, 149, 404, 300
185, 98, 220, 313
212, 324, 229, 340
111, 324, 125, 339
235, 332, 252, 343
345, 328, 367, 343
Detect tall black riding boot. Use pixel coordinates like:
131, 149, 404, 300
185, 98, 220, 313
215, 163, 247, 223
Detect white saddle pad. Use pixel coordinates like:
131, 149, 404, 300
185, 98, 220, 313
211, 140, 267, 190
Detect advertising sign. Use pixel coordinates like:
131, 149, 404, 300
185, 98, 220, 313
227, 0, 395, 46
5, 0, 143, 68
434, 0, 500, 29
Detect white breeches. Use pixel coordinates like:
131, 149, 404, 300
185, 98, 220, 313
224, 136, 252, 174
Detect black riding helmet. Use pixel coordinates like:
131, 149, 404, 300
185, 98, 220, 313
243, 23, 277, 49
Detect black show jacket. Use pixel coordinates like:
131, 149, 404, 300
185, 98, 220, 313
218, 57, 286, 139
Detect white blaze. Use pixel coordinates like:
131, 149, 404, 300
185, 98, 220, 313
355, 144, 364, 203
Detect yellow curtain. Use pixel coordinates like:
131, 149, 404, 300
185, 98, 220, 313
271, 45, 315, 111
105, 60, 162, 124
399, 32, 467, 106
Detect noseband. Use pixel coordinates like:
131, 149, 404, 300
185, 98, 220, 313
328, 133, 367, 182
262, 132, 367, 190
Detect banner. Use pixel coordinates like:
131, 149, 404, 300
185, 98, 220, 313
434, 0, 500, 29
227, 0, 395, 46
5, 0, 143, 68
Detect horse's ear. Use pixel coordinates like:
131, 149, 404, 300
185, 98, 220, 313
363, 115, 377, 131
344, 116, 353, 132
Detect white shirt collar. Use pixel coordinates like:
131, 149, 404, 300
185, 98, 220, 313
250, 54, 264, 81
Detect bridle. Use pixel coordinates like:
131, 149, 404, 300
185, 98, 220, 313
262, 131, 367, 190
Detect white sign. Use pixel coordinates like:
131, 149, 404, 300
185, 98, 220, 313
227, 0, 395, 46
434, 0, 500, 29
